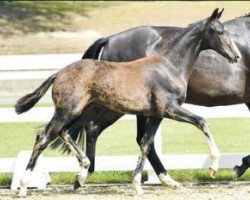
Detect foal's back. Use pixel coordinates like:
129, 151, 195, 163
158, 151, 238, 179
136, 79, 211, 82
52, 56, 163, 114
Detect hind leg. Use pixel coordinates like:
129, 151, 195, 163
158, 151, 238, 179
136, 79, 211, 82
59, 129, 90, 189
18, 115, 67, 197
56, 106, 104, 189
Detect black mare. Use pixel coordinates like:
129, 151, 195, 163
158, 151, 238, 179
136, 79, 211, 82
53, 13, 250, 179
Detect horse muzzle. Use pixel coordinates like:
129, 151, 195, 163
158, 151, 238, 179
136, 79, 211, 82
229, 54, 240, 63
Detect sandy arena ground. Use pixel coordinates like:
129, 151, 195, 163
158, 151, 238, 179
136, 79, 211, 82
0, 181, 250, 200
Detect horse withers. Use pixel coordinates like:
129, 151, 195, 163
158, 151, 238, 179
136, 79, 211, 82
15, 9, 239, 196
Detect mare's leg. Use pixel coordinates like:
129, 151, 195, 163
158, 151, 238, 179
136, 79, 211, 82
234, 155, 250, 178
85, 110, 123, 173
165, 104, 220, 178
234, 103, 250, 178
133, 117, 162, 195
85, 122, 100, 173
136, 115, 180, 187
18, 112, 71, 197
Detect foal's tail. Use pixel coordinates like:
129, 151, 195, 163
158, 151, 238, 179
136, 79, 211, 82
82, 37, 108, 59
15, 74, 56, 114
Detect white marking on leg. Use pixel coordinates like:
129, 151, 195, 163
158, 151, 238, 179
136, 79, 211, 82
78, 159, 90, 186
18, 169, 32, 197
158, 173, 182, 188
204, 125, 220, 171
132, 173, 144, 195
206, 136, 220, 171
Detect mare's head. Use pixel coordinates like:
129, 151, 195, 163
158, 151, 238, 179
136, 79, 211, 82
201, 8, 240, 63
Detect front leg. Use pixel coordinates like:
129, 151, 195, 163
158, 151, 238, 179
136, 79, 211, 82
136, 115, 180, 188
133, 117, 163, 195
164, 103, 220, 178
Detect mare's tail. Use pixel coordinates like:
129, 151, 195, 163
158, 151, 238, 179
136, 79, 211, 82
15, 74, 56, 114
82, 37, 108, 59
50, 125, 85, 154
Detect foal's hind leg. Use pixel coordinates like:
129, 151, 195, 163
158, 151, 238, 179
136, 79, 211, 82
18, 115, 67, 197
165, 104, 220, 178
59, 129, 90, 189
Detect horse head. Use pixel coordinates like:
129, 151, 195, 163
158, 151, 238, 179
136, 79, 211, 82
202, 8, 241, 63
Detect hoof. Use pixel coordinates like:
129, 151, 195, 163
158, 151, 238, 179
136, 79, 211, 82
233, 164, 248, 179
74, 179, 81, 190
132, 179, 144, 195
74, 173, 86, 190
18, 189, 27, 198
233, 165, 241, 180
135, 187, 144, 195
158, 173, 182, 189
209, 167, 217, 179
174, 182, 183, 189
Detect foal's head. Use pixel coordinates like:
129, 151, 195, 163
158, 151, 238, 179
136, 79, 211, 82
201, 8, 240, 63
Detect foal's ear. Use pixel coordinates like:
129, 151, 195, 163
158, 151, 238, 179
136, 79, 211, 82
206, 8, 221, 26
217, 8, 224, 19
210, 8, 219, 21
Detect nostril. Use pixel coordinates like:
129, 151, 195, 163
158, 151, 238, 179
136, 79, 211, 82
236, 55, 240, 59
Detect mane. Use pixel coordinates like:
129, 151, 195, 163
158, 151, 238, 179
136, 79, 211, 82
163, 19, 204, 52
237, 12, 250, 18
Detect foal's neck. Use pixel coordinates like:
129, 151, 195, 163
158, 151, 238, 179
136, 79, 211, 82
161, 21, 205, 81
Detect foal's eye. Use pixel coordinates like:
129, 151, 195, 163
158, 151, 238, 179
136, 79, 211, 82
218, 31, 224, 35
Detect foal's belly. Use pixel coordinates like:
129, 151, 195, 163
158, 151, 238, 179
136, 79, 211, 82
92, 77, 153, 115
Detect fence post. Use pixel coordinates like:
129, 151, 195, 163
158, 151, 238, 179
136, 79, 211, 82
144, 126, 162, 184
11, 151, 50, 190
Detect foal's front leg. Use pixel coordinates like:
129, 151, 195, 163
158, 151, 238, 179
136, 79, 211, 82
165, 104, 220, 178
133, 117, 162, 195
136, 116, 181, 188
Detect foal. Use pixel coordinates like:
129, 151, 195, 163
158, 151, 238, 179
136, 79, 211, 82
16, 9, 239, 196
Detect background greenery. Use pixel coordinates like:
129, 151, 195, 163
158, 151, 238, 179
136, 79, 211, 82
0, 118, 249, 186
0, 1, 249, 54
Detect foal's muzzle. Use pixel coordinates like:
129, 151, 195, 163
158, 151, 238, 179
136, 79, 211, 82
229, 54, 240, 63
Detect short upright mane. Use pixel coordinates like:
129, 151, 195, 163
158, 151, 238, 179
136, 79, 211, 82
237, 12, 250, 18
163, 19, 204, 52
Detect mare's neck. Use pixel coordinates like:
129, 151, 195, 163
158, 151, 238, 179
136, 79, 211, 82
161, 22, 205, 81
225, 17, 250, 65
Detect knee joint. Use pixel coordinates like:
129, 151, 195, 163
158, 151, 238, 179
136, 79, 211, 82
197, 118, 209, 132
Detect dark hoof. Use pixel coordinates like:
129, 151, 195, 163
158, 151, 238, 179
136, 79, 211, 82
233, 165, 240, 179
74, 179, 81, 190
233, 165, 247, 179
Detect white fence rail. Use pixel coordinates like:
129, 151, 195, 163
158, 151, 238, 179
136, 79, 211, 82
0, 54, 82, 80
0, 54, 249, 189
